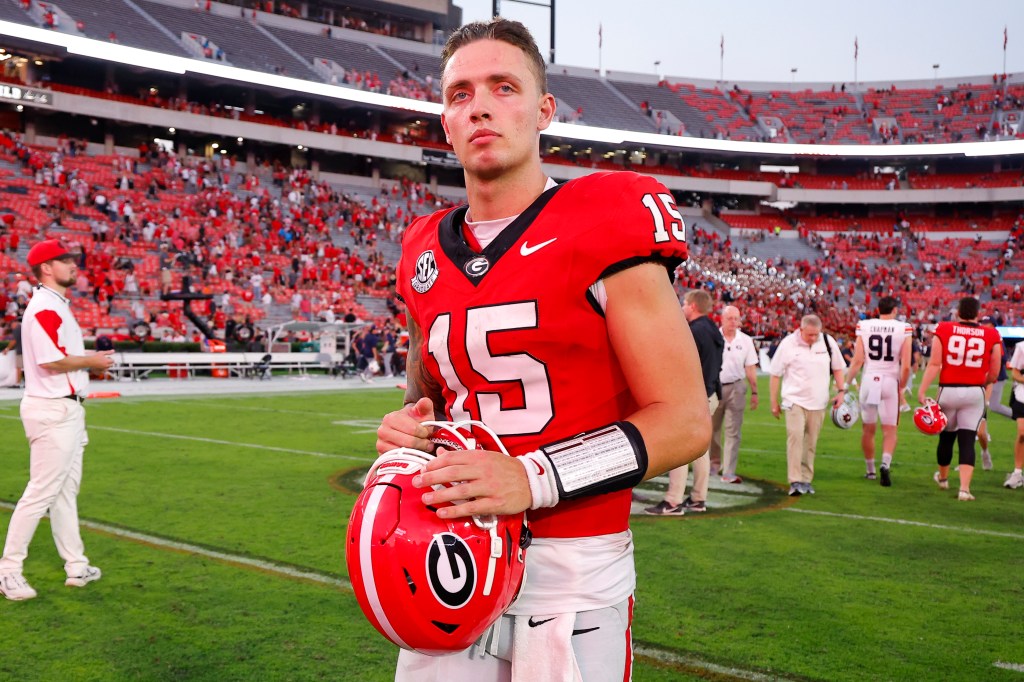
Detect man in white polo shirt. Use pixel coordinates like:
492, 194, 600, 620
769, 315, 847, 496
711, 305, 760, 484
0, 240, 115, 601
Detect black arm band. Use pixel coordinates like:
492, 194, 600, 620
539, 421, 649, 500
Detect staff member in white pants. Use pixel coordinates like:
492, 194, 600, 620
0, 240, 114, 601
711, 305, 760, 484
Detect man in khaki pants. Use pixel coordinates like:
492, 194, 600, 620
768, 315, 847, 496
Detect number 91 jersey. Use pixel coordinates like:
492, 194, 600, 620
397, 171, 688, 539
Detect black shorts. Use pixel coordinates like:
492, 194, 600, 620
1011, 391, 1024, 421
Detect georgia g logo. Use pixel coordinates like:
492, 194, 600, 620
426, 532, 477, 609
412, 250, 438, 294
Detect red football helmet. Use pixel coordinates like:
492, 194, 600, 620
913, 399, 948, 435
346, 421, 530, 655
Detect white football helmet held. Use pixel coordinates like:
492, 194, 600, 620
831, 391, 861, 429
346, 421, 530, 655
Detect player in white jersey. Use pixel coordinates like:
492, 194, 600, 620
844, 297, 912, 486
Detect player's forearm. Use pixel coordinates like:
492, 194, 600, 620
41, 355, 103, 373
634, 399, 711, 479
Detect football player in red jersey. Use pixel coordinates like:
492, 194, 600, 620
373, 17, 710, 681
917, 297, 1003, 501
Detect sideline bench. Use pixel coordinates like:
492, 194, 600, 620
110, 352, 336, 381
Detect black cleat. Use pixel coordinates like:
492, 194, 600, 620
879, 465, 891, 487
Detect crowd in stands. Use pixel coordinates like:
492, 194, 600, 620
0, 131, 459, 347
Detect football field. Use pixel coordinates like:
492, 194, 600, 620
0, 380, 1022, 681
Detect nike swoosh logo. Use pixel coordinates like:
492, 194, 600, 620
531, 460, 545, 476
528, 616, 556, 627
572, 626, 600, 636
520, 238, 558, 256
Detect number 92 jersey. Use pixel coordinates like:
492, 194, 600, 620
397, 171, 688, 539
934, 320, 1002, 386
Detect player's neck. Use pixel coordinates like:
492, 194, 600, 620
465, 168, 548, 222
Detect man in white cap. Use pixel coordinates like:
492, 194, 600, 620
0, 240, 115, 601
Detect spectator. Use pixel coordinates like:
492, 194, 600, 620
769, 314, 847, 496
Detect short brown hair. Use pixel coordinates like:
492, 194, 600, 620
440, 17, 548, 95
684, 289, 713, 315
957, 296, 980, 321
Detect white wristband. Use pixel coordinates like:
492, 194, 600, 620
518, 450, 559, 510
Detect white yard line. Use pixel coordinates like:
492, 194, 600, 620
0, 500, 345, 587
787, 507, 1024, 540
994, 661, 1024, 673
634, 645, 796, 681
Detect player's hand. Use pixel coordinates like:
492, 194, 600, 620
415, 448, 532, 519
376, 397, 435, 454
770, 400, 781, 419
749, 393, 759, 410
832, 394, 843, 410
917, 392, 927, 405
89, 350, 115, 369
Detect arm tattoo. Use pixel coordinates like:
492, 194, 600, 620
404, 317, 445, 419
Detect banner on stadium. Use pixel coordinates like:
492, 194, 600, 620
0, 84, 53, 107
422, 148, 461, 168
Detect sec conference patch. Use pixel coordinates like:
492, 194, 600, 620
412, 249, 439, 293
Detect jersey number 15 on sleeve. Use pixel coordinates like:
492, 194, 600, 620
642, 193, 686, 244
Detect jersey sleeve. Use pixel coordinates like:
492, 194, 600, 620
570, 172, 689, 282
28, 308, 68, 365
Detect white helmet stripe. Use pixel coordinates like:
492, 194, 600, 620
359, 472, 412, 650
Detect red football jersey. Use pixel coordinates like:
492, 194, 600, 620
934, 320, 1002, 386
397, 171, 689, 539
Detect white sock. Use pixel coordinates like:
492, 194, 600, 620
1015, 468, 1023, 476
881, 453, 893, 468
865, 459, 876, 474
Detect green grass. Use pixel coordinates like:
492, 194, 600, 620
0, 381, 1021, 681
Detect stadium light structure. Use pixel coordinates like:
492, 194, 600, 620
3, 20, 1024, 159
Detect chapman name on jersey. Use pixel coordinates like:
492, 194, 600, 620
397, 171, 689, 539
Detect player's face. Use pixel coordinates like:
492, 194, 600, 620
45, 256, 78, 288
441, 39, 554, 181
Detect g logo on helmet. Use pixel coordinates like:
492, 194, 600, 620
426, 533, 476, 609
913, 399, 947, 435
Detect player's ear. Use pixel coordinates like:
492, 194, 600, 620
537, 92, 555, 132
441, 113, 452, 145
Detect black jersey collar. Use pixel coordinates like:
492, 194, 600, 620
438, 182, 565, 286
